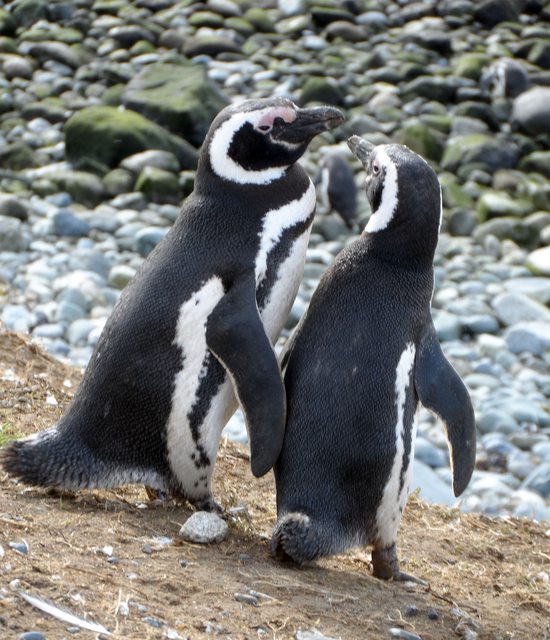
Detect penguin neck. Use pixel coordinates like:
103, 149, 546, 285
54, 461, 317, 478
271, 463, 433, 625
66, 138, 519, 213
363, 228, 438, 269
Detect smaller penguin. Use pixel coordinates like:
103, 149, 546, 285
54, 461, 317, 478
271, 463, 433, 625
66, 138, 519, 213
272, 136, 476, 581
481, 58, 530, 99
315, 153, 357, 230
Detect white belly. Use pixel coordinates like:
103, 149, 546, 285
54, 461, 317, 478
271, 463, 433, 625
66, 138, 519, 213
165, 181, 316, 498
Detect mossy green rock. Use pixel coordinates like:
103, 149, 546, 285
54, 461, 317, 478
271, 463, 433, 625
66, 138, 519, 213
442, 134, 518, 173
519, 151, 550, 179
188, 11, 225, 28
473, 217, 540, 247
477, 191, 535, 222
225, 17, 255, 36
135, 166, 181, 204
92, 0, 128, 14
0, 142, 40, 170
65, 106, 198, 170
244, 7, 275, 32
0, 37, 17, 53
103, 168, 134, 196
45, 170, 105, 207
21, 26, 84, 44
300, 77, 344, 106
183, 35, 243, 58
453, 53, 491, 80
397, 122, 444, 162
121, 62, 229, 147
440, 178, 475, 210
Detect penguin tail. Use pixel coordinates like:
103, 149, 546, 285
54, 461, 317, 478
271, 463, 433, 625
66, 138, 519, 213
271, 512, 335, 564
1, 426, 97, 491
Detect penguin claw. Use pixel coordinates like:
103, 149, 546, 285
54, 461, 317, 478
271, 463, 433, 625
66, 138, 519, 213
392, 571, 428, 586
371, 543, 426, 584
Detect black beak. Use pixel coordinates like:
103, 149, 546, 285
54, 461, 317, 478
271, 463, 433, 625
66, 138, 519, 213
275, 106, 345, 144
347, 135, 375, 167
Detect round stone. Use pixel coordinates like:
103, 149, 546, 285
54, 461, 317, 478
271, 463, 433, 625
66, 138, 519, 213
178, 511, 228, 544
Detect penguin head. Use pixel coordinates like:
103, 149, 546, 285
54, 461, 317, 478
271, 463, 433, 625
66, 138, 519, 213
347, 135, 442, 255
203, 98, 344, 185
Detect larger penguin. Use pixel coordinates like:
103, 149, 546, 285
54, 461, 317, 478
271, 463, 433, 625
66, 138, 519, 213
272, 136, 476, 580
2, 98, 344, 512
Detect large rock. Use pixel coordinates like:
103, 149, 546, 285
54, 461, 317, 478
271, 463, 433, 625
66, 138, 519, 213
65, 106, 198, 171
121, 62, 229, 147
511, 87, 550, 136
477, 191, 534, 222
442, 134, 518, 173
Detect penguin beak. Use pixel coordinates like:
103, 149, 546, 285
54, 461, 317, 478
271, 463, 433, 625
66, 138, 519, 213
274, 106, 345, 144
347, 135, 375, 167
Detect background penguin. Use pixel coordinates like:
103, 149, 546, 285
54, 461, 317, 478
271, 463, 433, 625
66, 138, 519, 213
314, 153, 357, 230
1, 97, 344, 512
272, 135, 476, 581
481, 58, 530, 99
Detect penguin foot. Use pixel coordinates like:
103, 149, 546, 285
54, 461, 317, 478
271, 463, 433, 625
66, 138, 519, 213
371, 543, 426, 584
191, 495, 224, 515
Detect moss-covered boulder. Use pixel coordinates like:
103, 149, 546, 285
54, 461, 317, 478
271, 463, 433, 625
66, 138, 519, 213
397, 122, 444, 162
135, 166, 181, 204
453, 53, 491, 80
65, 106, 198, 171
121, 62, 229, 147
442, 134, 518, 173
300, 77, 345, 106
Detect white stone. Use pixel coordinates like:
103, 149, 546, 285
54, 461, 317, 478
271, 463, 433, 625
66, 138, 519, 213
178, 511, 228, 544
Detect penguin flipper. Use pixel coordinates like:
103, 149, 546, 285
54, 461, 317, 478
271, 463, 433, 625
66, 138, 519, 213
206, 272, 286, 478
414, 323, 476, 497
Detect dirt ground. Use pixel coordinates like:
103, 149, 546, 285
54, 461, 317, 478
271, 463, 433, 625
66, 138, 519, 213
0, 329, 549, 640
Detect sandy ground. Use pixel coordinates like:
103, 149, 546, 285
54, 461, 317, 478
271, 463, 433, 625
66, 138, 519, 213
0, 329, 549, 639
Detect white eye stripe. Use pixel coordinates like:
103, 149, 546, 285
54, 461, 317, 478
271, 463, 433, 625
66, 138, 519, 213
365, 148, 398, 233
208, 106, 297, 185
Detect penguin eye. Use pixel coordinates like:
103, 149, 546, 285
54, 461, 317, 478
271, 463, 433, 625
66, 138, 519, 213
257, 124, 272, 134
372, 161, 380, 175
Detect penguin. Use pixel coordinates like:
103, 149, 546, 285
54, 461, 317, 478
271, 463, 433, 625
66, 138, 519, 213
1, 97, 344, 512
315, 153, 357, 230
481, 58, 530, 99
272, 136, 476, 581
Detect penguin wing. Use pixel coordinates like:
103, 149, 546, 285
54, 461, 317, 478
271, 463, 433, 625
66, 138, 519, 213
414, 322, 476, 497
206, 272, 286, 478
